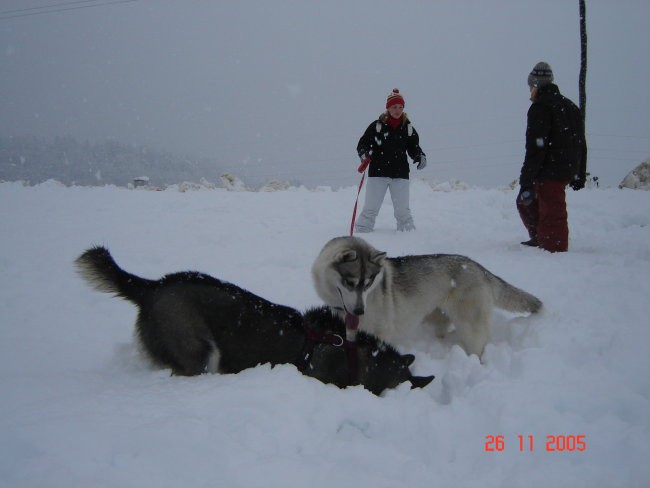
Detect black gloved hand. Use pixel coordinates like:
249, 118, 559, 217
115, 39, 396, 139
570, 179, 585, 191
518, 187, 535, 206
416, 155, 427, 170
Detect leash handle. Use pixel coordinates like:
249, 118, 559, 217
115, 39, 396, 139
357, 157, 371, 173
349, 170, 366, 236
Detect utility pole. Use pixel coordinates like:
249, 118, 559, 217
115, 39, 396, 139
579, 0, 587, 124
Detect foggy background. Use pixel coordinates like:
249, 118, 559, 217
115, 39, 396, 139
1, 0, 649, 188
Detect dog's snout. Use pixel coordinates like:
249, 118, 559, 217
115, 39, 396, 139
353, 307, 365, 316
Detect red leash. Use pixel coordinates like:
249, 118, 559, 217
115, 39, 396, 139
349, 158, 370, 236
349, 171, 366, 236
346, 159, 366, 380
344, 313, 360, 384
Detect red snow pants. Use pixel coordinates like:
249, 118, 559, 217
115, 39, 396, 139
517, 180, 569, 252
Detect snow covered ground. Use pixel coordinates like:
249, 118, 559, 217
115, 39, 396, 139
1, 180, 649, 487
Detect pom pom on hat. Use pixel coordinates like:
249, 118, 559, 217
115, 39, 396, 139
386, 88, 405, 109
528, 62, 554, 88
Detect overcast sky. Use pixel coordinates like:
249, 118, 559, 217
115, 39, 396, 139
2, 0, 649, 187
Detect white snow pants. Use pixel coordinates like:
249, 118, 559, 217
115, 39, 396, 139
355, 177, 415, 232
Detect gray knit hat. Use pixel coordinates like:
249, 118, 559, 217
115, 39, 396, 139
528, 62, 554, 88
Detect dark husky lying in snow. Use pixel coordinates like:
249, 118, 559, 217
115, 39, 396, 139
75, 246, 433, 395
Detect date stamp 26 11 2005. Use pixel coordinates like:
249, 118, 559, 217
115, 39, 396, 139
485, 435, 587, 453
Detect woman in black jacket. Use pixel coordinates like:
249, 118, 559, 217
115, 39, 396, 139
355, 89, 427, 232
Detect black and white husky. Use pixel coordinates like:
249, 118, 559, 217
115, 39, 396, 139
75, 246, 433, 395
312, 236, 543, 358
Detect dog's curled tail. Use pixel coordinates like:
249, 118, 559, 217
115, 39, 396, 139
75, 246, 155, 304
491, 274, 543, 314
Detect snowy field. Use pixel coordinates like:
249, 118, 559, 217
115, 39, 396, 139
1, 179, 649, 487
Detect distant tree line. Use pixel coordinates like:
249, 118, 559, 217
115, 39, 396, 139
0, 135, 220, 187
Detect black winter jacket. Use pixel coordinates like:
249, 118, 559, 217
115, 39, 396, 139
519, 84, 587, 188
357, 114, 425, 179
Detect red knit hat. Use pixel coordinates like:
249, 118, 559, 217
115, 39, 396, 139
386, 88, 405, 109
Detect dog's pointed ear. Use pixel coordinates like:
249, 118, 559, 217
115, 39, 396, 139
334, 249, 357, 263
370, 251, 387, 265
410, 375, 435, 389
401, 354, 415, 366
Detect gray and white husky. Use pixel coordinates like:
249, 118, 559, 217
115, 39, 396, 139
312, 236, 542, 357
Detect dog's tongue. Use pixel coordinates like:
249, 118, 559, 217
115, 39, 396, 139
345, 313, 359, 342
344, 313, 359, 330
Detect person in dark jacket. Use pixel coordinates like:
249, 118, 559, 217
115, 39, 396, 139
355, 88, 427, 232
517, 62, 587, 252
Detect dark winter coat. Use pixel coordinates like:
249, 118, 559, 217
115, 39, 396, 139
519, 84, 587, 188
357, 113, 425, 180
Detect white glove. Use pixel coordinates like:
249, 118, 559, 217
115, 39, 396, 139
416, 155, 427, 170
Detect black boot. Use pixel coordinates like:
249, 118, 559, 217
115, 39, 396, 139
521, 238, 539, 247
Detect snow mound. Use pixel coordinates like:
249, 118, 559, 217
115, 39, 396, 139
220, 173, 249, 191
619, 159, 650, 190
260, 180, 291, 192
